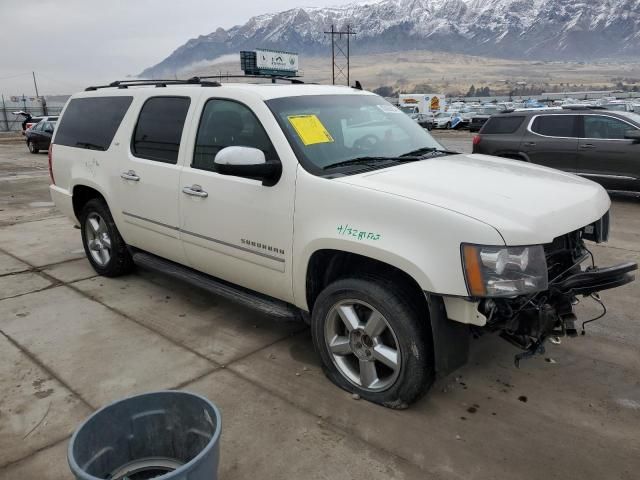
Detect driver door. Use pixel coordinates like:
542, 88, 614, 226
178, 97, 296, 302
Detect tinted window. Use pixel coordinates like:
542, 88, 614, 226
584, 115, 634, 140
193, 99, 278, 172
54, 97, 132, 150
481, 116, 524, 134
131, 97, 190, 164
32, 122, 44, 132
531, 115, 577, 137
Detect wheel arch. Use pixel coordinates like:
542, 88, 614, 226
305, 249, 428, 316
71, 183, 110, 221
304, 248, 470, 379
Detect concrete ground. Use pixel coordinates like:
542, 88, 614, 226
1, 136, 639, 480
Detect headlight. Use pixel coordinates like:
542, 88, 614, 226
461, 244, 548, 297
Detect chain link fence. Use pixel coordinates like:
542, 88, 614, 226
0, 95, 67, 132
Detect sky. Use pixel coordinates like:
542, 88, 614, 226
0, 0, 358, 96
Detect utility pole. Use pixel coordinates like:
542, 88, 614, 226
324, 24, 356, 86
1, 94, 9, 132
32, 71, 47, 115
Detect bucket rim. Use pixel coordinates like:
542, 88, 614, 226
67, 390, 222, 480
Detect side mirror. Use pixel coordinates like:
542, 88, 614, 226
214, 146, 281, 186
624, 130, 640, 142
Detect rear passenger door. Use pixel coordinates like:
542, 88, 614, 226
577, 114, 640, 191
118, 96, 192, 265
520, 114, 579, 173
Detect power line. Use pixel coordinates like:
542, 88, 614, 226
0, 72, 31, 81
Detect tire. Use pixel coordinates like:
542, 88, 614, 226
27, 141, 38, 154
80, 198, 134, 277
445, 122, 452, 129
311, 277, 434, 409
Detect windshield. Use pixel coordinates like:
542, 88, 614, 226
266, 94, 444, 174
399, 106, 416, 114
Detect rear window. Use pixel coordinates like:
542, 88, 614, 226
531, 115, 577, 137
131, 97, 191, 164
54, 96, 133, 151
480, 116, 524, 134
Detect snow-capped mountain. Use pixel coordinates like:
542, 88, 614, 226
141, 0, 640, 77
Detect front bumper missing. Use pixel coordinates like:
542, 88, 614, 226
488, 259, 637, 366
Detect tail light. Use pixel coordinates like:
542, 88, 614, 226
48, 144, 55, 185
472, 135, 482, 146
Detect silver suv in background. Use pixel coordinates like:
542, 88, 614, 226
473, 108, 640, 194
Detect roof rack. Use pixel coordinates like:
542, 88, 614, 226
197, 74, 305, 84
561, 104, 606, 110
85, 77, 221, 91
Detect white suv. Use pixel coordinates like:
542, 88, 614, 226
49, 78, 636, 408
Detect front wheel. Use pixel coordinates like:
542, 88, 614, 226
311, 277, 434, 408
27, 141, 38, 154
80, 198, 133, 277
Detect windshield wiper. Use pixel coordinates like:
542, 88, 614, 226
399, 147, 457, 157
76, 142, 105, 151
323, 156, 404, 171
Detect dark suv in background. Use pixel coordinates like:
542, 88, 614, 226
473, 108, 640, 194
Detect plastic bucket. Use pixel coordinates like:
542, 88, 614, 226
68, 391, 221, 480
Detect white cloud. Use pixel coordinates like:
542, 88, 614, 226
0, 0, 356, 94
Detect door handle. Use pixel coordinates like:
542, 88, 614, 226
182, 184, 208, 198
120, 170, 140, 181
579, 144, 595, 149
523, 142, 536, 147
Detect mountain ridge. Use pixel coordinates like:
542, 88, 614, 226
141, 0, 640, 78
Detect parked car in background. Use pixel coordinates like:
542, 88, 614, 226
602, 102, 634, 113
25, 119, 56, 153
413, 112, 434, 130
24, 115, 59, 133
449, 107, 477, 130
473, 108, 640, 194
433, 112, 455, 129
469, 106, 500, 132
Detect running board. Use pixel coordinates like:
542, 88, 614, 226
132, 251, 300, 321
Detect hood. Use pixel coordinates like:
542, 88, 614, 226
336, 153, 610, 245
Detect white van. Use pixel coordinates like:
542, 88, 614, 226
49, 78, 635, 408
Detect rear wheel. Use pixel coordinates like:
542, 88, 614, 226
311, 277, 434, 408
80, 198, 133, 277
27, 140, 38, 154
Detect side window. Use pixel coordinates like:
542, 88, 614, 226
531, 115, 577, 137
481, 116, 524, 134
132, 97, 191, 164
584, 116, 632, 140
193, 99, 278, 172
54, 96, 133, 151
33, 122, 43, 132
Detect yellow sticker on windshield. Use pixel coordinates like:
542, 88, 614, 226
288, 115, 334, 146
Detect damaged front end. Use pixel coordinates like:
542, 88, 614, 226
474, 212, 636, 365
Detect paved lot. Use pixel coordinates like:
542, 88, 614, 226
1, 138, 639, 479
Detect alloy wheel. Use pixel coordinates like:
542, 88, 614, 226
324, 299, 401, 392
85, 212, 112, 266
